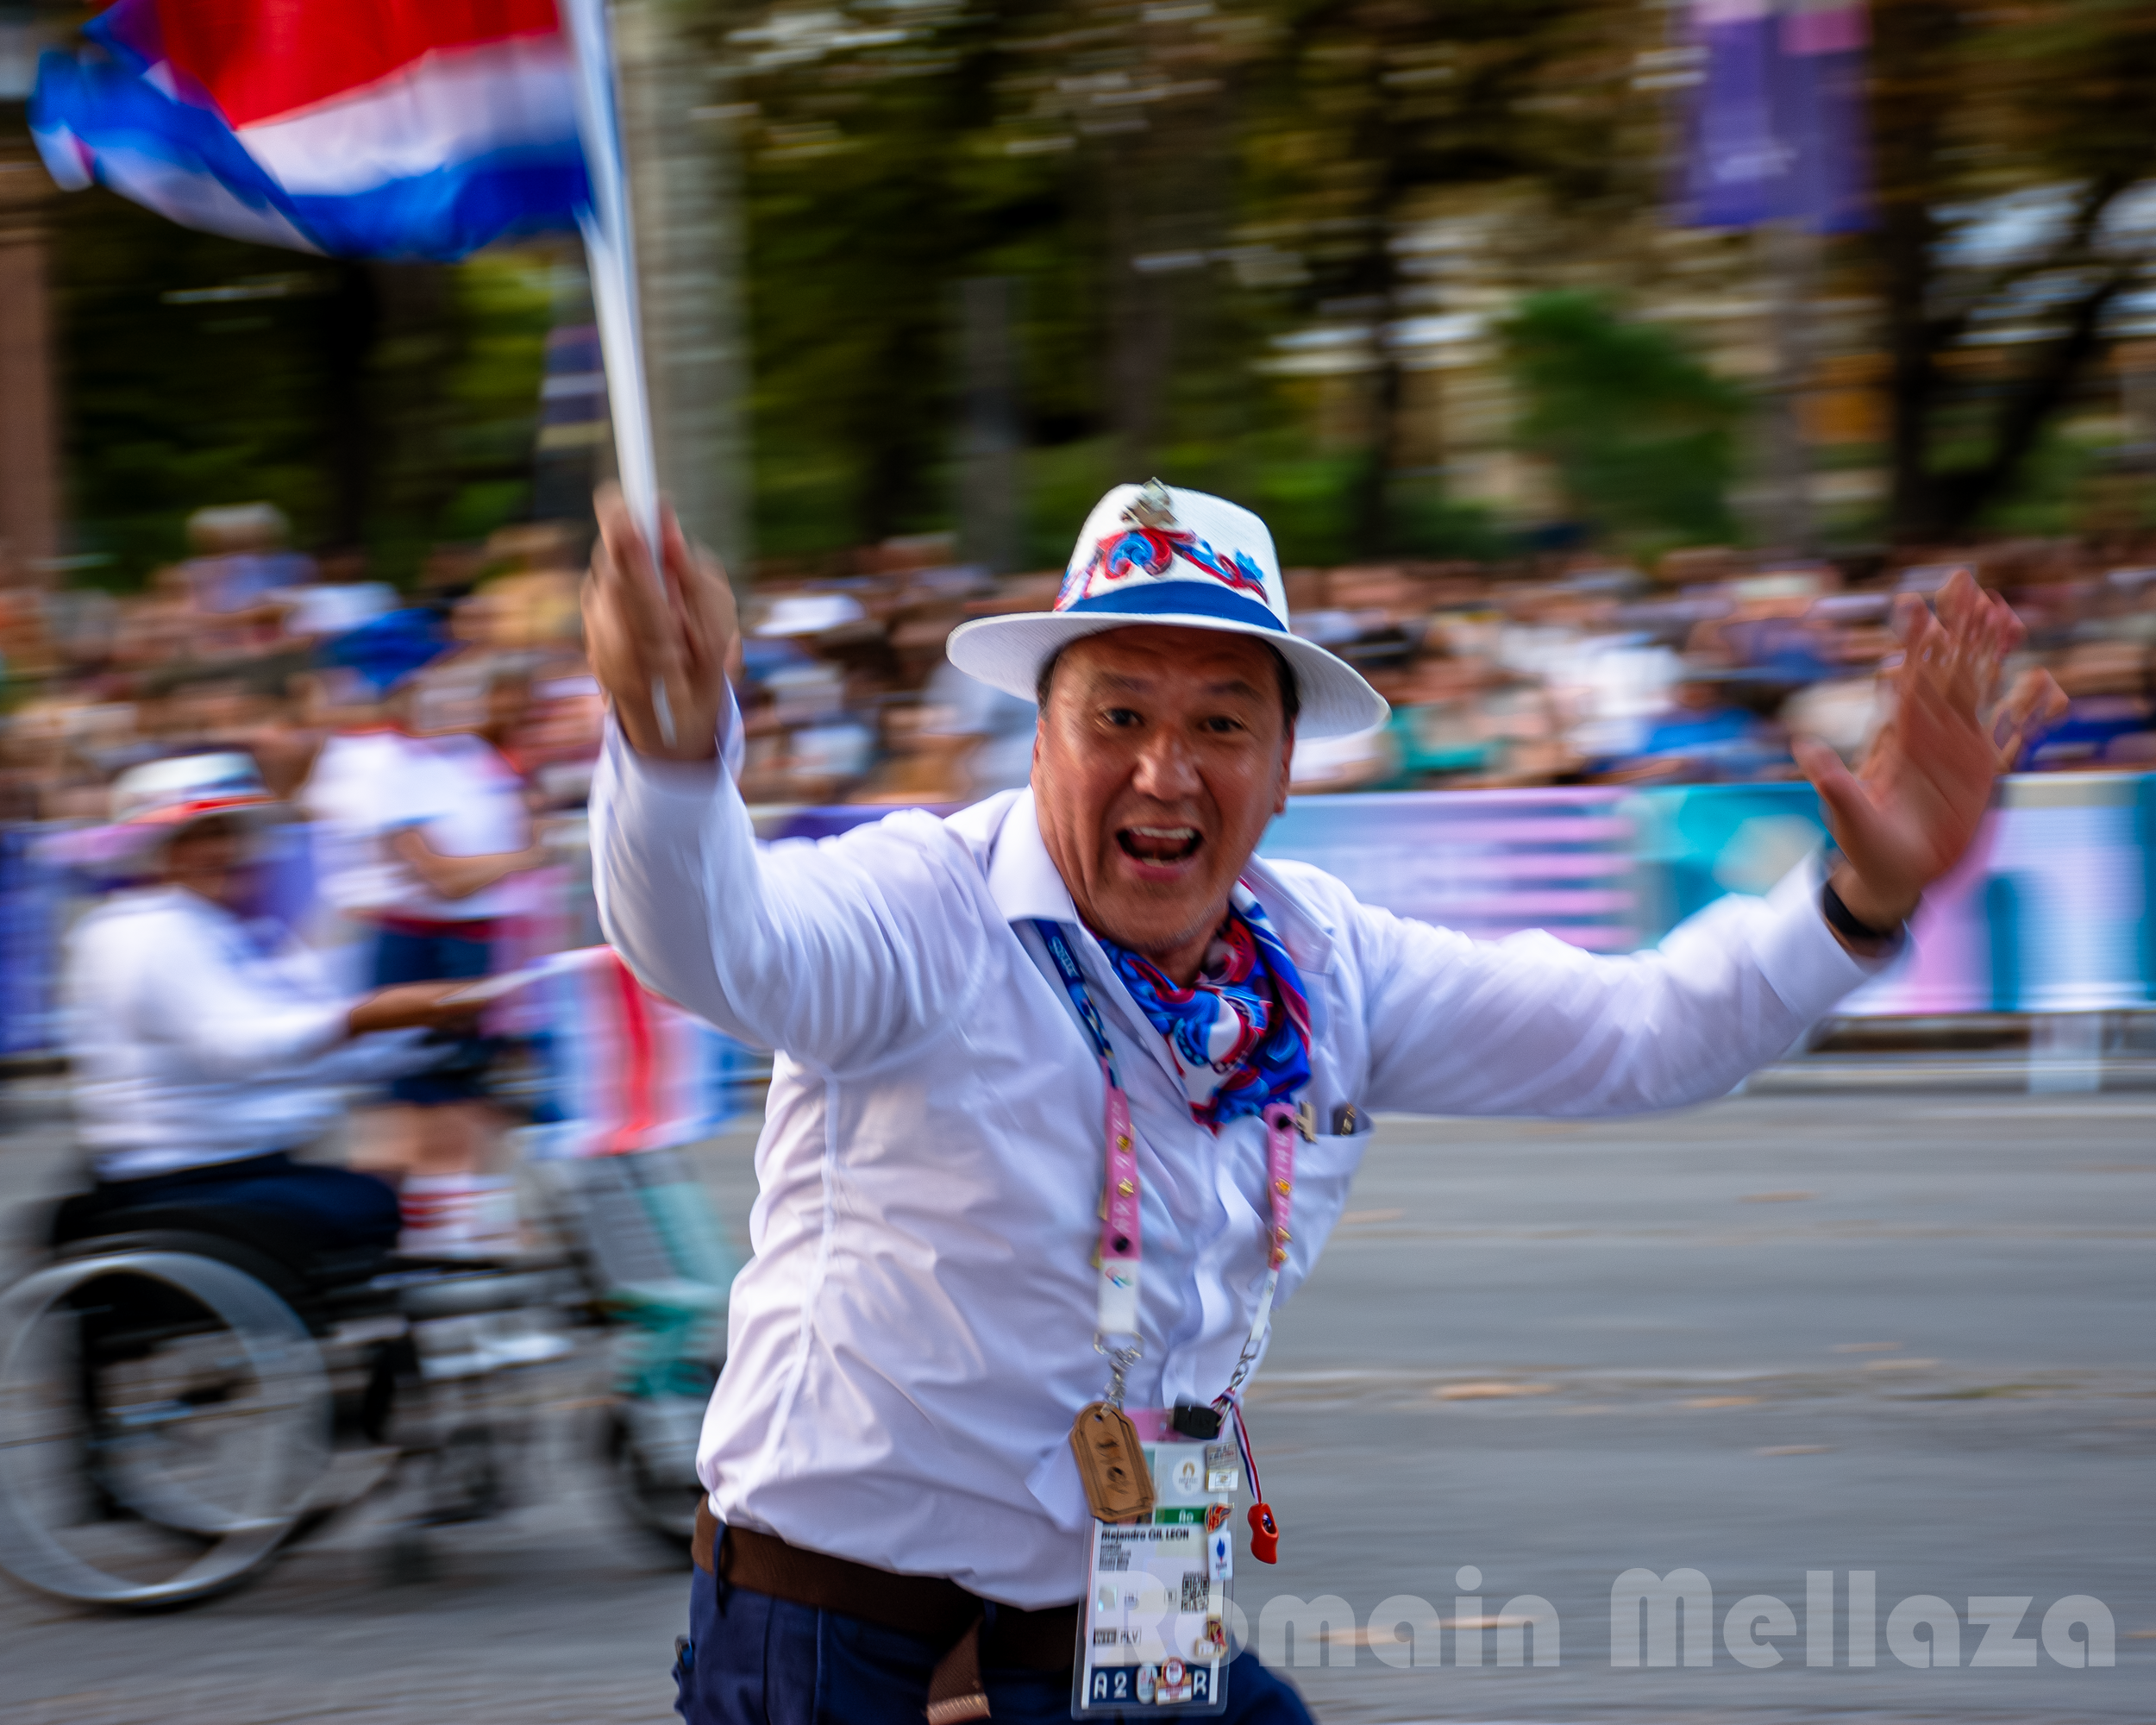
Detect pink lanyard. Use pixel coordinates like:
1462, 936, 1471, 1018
1032, 920, 1296, 1403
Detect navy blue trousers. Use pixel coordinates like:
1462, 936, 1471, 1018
370, 925, 496, 1105
95, 1154, 399, 1254
674, 1566, 1317, 1724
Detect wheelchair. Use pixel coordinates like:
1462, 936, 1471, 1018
0, 1161, 722, 1609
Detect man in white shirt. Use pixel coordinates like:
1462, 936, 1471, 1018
62, 755, 481, 1261
583, 483, 2057, 1725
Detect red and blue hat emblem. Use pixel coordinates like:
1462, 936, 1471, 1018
1056, 483, 1275, 618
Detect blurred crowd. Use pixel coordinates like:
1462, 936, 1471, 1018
0, 505, 599, 831
604, 530, 2156, 806
4, 506, 2156, 838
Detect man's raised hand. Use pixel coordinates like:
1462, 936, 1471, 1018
1793, 568, 2065, 936
582, 483, 739, 762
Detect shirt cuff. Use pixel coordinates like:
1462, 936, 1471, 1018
285, 999, 359, 1066
1749, 851, 1888, 1021
601, 685, 744, 797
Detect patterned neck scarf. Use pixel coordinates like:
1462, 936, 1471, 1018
1096, 884, 1312, 1130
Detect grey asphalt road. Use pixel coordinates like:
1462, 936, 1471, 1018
0, 1085, 2149, 1724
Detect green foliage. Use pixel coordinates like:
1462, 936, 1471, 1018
1868, 0, 2156, 538
1971, 421, 2115, 538
51, 0, 2147, 574
1378, 474, 1515, 561
1500, 291, 1745, 551
53, 191, 342, 582
724, 0, 1651, 566
51, 190, 551, 586
373, 256, 555, 575
737, 6, 1107, 560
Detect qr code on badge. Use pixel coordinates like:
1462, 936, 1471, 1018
1180, 1571, 1210, 1613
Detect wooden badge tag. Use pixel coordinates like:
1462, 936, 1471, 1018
1069, 1401, 1156, 1523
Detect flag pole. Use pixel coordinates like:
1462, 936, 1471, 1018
559, 0, 676, 744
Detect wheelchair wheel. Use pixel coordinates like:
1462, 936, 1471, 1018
602, 1360, 718, 1565
0, 1249, 331, 1608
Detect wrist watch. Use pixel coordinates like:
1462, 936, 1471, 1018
1819, 876, 1905, 955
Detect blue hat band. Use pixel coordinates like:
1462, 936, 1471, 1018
1061, 581, 1282, 634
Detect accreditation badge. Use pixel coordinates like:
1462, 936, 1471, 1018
1071, 1424, 1237, 1716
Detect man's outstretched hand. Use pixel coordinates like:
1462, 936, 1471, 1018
1793, 569, 2065, 938
583, 484, 739, 762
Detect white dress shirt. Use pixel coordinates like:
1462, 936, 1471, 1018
304, 729, 419, 916
66, 885, 426, 1178
303, 730, 531, 924
590, 720, 1873, 1609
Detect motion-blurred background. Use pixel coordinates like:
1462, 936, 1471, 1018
3, 0, 2156, 1045
0, 9, 2152, 1723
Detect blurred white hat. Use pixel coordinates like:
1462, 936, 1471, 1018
185, 502, 289, 552
755, 593, 868, 638
945, 480, 1388, 739
110, 752, 274, 830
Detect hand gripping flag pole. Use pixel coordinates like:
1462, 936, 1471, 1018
558, 0, 677, 745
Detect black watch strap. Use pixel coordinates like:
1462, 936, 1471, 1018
1820, 877, 1903, 951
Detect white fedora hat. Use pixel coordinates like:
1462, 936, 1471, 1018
111, 751, 275, 828
945, 480, 1389, 740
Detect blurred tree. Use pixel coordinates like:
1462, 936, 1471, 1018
49, 187, 549, 585
1244, 0, 1650, 555
53, 192, 342, 580
1871, 0, 2156, 541
1501, 290, 1745, 550
727, 0, 1664, 564
729, 0, 1282, 561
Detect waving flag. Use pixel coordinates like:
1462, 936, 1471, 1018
32, 0, 673, 672
30, 0, 587, 260
525, 948, 745, 1161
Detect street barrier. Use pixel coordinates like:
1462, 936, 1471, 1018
768, 772, 2156, 1017
6, 771, 2152, 1057
1264, 773, 2156, 1017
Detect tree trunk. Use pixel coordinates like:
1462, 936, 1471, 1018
323, 263, 379, 550
1926, 277, 2128, 541
1870, 0, 1954, 543
957, 276, 1022, 574
617, 0, 753, 582
0, 131, 61, 569
1871, 1, 2129, 543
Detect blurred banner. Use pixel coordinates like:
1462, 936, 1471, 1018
1263, 788, 1639, 954
30, 0, 586, 259
754, 775, 2156, 1021
7, 776, 2153, 1057
1683, 0, 1871, 233
1300, 775, 2156, 1018
0, 826, 65, 1057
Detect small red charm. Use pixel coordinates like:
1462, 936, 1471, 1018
1246, 1502, 1279, 1565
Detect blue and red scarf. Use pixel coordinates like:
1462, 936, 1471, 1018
1097, 884, 1311, 1130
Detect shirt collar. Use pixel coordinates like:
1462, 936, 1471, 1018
955, 786, 1334, 978
957, 787, 1079, 926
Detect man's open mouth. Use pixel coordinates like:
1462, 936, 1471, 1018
1117, 825, 1203, 864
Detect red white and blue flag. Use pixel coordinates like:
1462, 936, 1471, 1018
526, 948, 744, 1161
30, 0, 587, 260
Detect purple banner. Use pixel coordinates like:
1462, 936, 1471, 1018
1682, 0, 1871, 234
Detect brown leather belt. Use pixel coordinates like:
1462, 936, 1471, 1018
693, 1501, 1078, 1719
